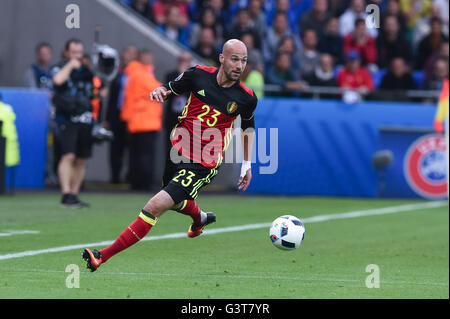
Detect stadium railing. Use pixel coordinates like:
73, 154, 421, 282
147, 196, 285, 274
260, 84, 441, 103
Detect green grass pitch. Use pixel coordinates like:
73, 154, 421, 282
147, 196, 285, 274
0, 193, 448, 299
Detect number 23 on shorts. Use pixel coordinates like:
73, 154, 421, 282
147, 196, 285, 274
172, 169, 196, 187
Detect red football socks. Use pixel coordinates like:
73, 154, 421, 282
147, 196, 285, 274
100, 210, 157, 263
176, 200, 203, 225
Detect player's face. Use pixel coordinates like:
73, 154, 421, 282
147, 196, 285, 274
221, 52, 248, 81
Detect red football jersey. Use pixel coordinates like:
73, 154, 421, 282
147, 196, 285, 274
163, 65, 258, 168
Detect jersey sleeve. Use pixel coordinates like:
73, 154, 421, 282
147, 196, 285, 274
241, 94, 258, 121
163, 66, 196, 96
240, 95, 257, 130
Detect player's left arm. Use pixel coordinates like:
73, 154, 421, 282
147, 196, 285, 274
237, 97, 257, 191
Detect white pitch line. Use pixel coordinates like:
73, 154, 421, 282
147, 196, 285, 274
0, 230, 40, 237
0, 201, 447, 261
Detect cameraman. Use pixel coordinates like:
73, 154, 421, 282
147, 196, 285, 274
51, 39, 94, 208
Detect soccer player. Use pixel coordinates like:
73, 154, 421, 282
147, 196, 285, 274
82, 39, 258, 271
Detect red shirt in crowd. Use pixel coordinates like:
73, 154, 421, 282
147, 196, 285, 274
343, 34, 378, 65
337, 67, 375, 91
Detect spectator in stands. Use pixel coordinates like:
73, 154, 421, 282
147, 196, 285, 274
379, 57, 416, 90
303, 53, 338, 87
276, 35, 301, 74
399, 0, 433, 46
152, 0, 190, 26
241, 32, 265, 74
266, 51, 305, 97
120, 49, 162, 191
248, 0, 267, 41
130, 0, 153, 22
318, 17, 344, 66
193, 27, 220, 66
298, 0, 332, 39
207, 0, 228, 30
424, 40, 449, 84
416, 17, 449, 70
340, 0, 378, 38
105, 45, 138, 184
189, 7, 223, 49
263, 12, 300, 64
266, 0, 299, 32
241, 55, 265, 98
337, 50, 375, 92
163, 51, 193, 154
158, 5, 190, 47
423, 57, 449, 90
24, 42, 53, 89
343, 18, 378, 70
328, 0, 351, 17
377, 14, 413, 69
432, 0, 449, 36
382, 0, 408, 35
226, 9, 262, 50
298, 29, 320, 78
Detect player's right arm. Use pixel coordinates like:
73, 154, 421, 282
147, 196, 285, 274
149, 85, 172, 103
237, 95, 258, 192
237, 128, 255, 191
150, 66, 196, 103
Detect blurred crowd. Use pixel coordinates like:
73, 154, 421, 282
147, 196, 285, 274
121, 0, 449, 97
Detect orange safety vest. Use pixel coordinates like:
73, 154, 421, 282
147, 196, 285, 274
120, 61, 162, 133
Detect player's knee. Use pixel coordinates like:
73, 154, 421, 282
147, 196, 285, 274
142, 191, 174, 218
143, 200, 164, 218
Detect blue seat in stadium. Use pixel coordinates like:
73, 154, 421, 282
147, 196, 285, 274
412, 70, 424, 89
333, 65, 343, 78
372, 69, 387, 89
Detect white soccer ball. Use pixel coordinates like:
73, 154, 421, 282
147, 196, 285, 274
269, 215, 306, 250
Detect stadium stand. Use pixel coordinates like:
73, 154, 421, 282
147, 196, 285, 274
120, 0, 448, 101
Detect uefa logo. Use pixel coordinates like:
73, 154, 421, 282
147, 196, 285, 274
404, 134, 447, 199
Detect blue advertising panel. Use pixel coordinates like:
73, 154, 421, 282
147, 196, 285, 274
247, 98, 438, 198
0, 88, 50, 188
378, 128, 447, 199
